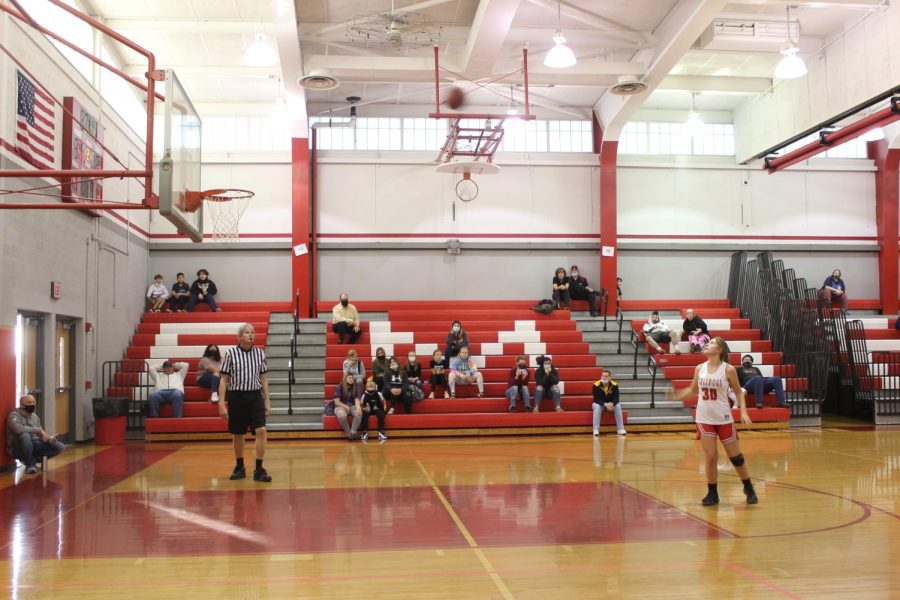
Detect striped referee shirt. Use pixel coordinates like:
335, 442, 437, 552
220, 345, 268, 391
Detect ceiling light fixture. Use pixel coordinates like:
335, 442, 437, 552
543, 1, 576, 69
504, 85, 525, 134
774, 5, 807, 80
244, 32, 279, 67
685, 92, 704, 138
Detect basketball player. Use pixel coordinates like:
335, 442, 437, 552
671, 337, 758, 506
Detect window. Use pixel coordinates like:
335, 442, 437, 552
19, 0, 93, 83
771, 132, 869, 159
200, 116, 292, 152
619, 121, 734, 156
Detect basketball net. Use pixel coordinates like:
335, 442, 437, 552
193, 189, 253, 241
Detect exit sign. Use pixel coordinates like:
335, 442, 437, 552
50, 281, 61, 299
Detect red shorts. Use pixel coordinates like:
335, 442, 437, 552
696, 422, 737, 443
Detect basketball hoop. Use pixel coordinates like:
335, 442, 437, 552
436, 161, 500, 202
185, 188, 254, 241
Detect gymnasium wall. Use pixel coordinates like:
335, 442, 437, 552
149, 153, 880, 302
734, 2, 900, 162
0, 14, 151, 442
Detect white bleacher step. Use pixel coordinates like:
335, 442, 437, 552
854, 318, 890, 329
158, 323, 257, 334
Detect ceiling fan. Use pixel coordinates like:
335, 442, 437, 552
345, 0, 442, 49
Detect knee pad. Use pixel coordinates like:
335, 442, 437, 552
729, 453, 745, 467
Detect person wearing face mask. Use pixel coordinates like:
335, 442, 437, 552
330, 373, 362, 440
506, 355, 532, 412
371, 347, 388, 390
403, 352, 425, 402
642, 311, 681, 355
332, 293, 362, 344
449, 347, 485, 398
567, 265, 600, 317
6, 395, 65, 474
444, 320, 469, 359
429, 349, 450, 399
736, 355, 787, 409
534, 355, 563, 412
358, 379, 388, 441
592, 370, 626, 436
383, 357, 412, 414
818, 269, 848, 311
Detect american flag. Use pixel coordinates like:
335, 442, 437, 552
15, 70, 56, 170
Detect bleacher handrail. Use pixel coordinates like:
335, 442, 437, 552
615, 307, 624, 354
102, 359, 150, 431
648, 354, 658, 409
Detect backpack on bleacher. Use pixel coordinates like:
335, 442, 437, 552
530, 299, 555, 315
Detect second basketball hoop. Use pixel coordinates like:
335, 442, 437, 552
436, 161, 500, 202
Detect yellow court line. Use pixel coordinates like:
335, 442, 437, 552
825, 449, 886, 464
416, 460, 515, 600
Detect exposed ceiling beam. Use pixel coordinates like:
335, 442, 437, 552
658, 75, 772, 93
725, 0, 887, 8
458, 0, 521, 74
311, 0, 457, 37
522, 0, 653, 46
594, 0, 730, 140
105, 18, 272, 34
123, 65, 281, 78
274, 0, 306, 135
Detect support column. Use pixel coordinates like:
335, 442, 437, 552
0, 326, 15, 469
869, 141, 900, 316
291, 138, 312, 318
599, 141, 618, 315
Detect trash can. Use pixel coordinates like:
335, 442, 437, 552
93, 397, 129, 445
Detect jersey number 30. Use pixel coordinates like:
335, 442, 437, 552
701, 388, 718, 401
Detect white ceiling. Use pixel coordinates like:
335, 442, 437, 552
74, 0, 889, 116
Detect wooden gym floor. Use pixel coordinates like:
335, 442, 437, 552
2, 424, 899, 599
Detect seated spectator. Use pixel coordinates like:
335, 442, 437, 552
444, 320, 469, 359
146, 274, 169, 313
568, 264, 600, 317
592, 370, 626, 436
197, 344, 222, 403
534, 355, 563, 412
383, 357, 412, 415
6, 395, 65, 474
818, 269, 848, 311
551, 267, 570, 310
682, 309, 710, 354
429, 349, 450, 399
330, 373, 362, 439
167, 272, 190, 312
187, 269, 221, 312
343, 349, 366, 395
332, 293, 361, 344
616, 277, 623, 306
371, 347, 388, 390
148, 361, 188, 417
449, 347, 485, 399
736, 355, 787, 408
403, 351, 425, 402
506, 354, 531, 412
358, 378, 388, 442
642, 311, 681, 354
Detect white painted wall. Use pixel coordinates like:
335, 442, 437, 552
734, 2, 900, 162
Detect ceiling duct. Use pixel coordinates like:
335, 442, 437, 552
298, 69, 340, 90
699, 18, 799, 52
610, 75, 647, 96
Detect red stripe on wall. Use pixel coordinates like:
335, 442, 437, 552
0, 327, 16, 469
145, 232, 881, 242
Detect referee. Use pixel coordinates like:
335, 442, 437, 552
218, 323, 272, 482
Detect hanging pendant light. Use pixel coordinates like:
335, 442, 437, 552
244, 32, 278, 67
544, 1, 577, 69
774, 6, 807, 80
685, 92, 704, 138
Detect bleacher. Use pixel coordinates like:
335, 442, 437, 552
319, 301, 624, 435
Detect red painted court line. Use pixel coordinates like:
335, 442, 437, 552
617, 481, 739, 539
724, 562, 802, 599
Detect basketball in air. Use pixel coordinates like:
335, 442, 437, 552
443, 86, 465, 110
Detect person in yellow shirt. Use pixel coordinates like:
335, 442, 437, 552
332, 293, 362, 344
592, 370, 626, 436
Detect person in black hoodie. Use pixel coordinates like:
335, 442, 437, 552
534, 355, 563, 413
551, 267, 570, 310
383, 357, 412, 415
358, 379, 388, 441
167, 272, 191, 312
187, 269, 221, 312
683, 309, 710, 353
568, 264, 600, 317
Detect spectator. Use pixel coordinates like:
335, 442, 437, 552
331, 373, 362, 440
683, 309, 710, 354
359, 378, 388, 442
146, 274, 168, 313
343, 349, 366, 395
403, 351, 425, 402
148, 360, 188, 417
534, 355, 563, 412
167, 272, 190, 312
568, 264, 600, 317
6, 395, 65, 474
506, 354, 531, 412
449, 346, 485, 399
371, 347, 388, 390
332, 293, 362, 344
429, 349, 450, 399
383, 357, 412, 415
592, 370, 626, 436
642, 311, 681, 355
736, 355, 787, 409
197, 344, 222, 403
444, 320, 469, 359
617, 277, 623, 305
818, 269, 848, 311
187, 269, 221, 312
551, 267, 570, 310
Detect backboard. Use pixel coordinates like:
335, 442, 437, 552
155, 70, 203, 242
